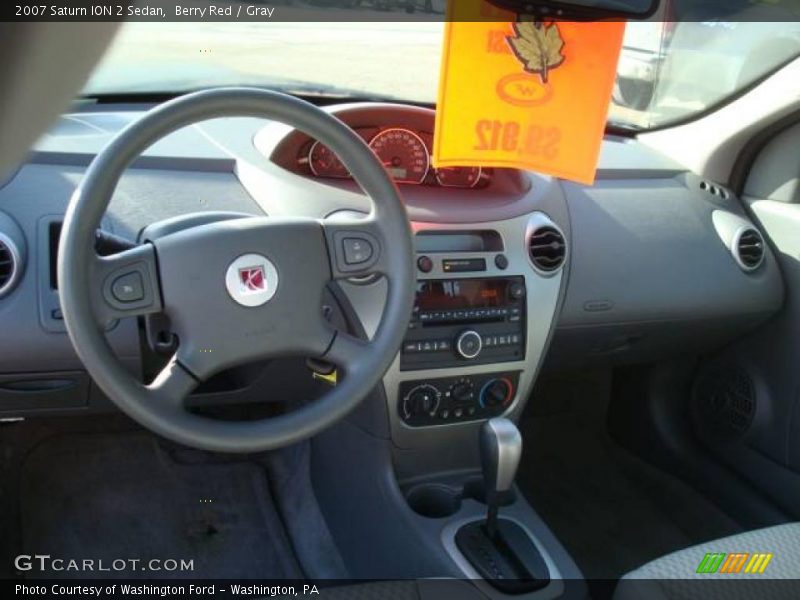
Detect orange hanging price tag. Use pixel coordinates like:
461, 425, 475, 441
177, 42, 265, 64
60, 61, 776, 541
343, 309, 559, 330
433, 2, 626, 185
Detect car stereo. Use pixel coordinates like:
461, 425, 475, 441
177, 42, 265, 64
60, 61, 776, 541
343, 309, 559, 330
400, 276, 526, 371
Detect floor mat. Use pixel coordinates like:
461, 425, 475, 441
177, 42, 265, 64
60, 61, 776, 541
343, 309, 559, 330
517, 371, 742, 580
19, 433, 302, 579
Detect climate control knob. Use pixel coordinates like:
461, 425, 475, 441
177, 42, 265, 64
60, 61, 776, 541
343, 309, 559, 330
448, 378, 475, 403
456, 330, 483, 360
479, 378, 514, 409
401, 384, 441, 420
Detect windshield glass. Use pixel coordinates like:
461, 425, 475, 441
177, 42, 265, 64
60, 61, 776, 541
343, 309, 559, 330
86, 13, 800, 131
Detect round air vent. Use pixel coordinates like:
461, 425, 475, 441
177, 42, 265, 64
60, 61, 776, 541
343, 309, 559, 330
733, 227, 765, 272
0, 234, 21, 298
527, 225, 566, 274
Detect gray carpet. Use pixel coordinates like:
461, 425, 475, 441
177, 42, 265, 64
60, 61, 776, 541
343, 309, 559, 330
517, 371, 743, 580
20, 433, 302, 579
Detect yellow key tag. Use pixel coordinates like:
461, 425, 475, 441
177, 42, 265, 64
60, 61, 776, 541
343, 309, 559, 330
433, 2, 626, 185
312, 369, 338, 386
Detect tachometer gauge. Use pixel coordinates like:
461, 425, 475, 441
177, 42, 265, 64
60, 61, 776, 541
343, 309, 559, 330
368, 128, 429, 185
307, 140, 349, 179
435, 166, 484, 188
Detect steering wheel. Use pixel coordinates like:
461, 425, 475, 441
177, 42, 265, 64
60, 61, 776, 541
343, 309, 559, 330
58, 88, 415, 452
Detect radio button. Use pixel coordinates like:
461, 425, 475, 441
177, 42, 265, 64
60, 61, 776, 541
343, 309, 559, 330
403, 342, 419, 354
456, 330, 483, 360
417, 255, 434, 273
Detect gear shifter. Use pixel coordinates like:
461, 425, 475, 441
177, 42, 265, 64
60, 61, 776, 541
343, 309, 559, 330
455, 417, 550, 593
480, 418, 522, 538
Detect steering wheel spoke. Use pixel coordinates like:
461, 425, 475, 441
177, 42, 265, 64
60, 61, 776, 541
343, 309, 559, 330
323, 331, 372, 373
323, 216, 389, 281
146, 357, 199, 408
91, 244, 163, 325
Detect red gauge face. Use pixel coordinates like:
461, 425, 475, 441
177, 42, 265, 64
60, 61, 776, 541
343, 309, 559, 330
368, 128, 430, 184
307, 141, 349, 179
435, 166, 484, 188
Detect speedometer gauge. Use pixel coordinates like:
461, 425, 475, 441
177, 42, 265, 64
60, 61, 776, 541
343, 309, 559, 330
308, 140, 349, 179
368, 128, 429, 185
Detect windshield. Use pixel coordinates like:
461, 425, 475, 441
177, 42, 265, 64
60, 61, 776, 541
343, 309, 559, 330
86, 13, 800, 131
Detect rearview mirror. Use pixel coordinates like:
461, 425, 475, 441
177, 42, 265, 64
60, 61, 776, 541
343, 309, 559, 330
486, 0, 660, 20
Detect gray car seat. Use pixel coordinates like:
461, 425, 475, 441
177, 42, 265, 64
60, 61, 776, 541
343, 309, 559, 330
614, 523, 800, 600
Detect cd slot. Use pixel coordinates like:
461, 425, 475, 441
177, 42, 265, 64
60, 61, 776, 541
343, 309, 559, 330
421, 316, 505, 327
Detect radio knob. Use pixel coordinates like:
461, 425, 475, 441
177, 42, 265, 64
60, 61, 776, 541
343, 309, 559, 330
509, 282, 526, 300
402, 384, 440, 419
480, 378, 514, 409
456, 330, 483, 360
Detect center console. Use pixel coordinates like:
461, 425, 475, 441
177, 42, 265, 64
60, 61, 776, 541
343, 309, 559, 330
310, 167, 580, 595
399, 275, 527, 427
337, 211, 566, 453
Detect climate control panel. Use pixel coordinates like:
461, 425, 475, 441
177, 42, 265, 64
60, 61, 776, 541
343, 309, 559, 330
398, 371, 520, 427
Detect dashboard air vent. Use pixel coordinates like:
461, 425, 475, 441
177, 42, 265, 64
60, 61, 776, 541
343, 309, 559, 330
528, 226, 566, 273
733, 228, 765, 271
0, 235, 20, 298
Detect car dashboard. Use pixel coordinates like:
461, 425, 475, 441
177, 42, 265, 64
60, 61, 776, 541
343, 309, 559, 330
0, 101, 783, 464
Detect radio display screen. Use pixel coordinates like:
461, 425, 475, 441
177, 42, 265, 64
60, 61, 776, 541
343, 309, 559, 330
415, 279, 507, 311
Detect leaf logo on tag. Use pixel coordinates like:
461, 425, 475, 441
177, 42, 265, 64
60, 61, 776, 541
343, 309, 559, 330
507, 21, 566, 84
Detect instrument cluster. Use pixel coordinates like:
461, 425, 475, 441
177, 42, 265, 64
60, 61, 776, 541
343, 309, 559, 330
296, 126, 491, 189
